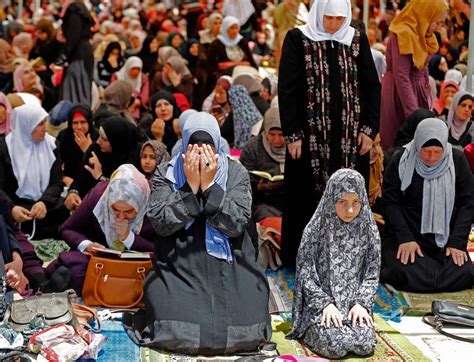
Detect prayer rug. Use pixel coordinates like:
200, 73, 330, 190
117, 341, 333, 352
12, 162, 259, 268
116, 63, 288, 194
267, 269, 295, 313
373, 284, 409, 322
401, 289, 474, 316
272, 315, 429, 361
95, 320, 140, 361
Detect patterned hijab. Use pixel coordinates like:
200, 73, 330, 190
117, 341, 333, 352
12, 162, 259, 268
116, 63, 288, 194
140, 140, 171, 168
290, 169, 380, 338
447, 91, 472, 141
165, 112, 232, 263
389, 0, 448, 70
0, 92, 13, 135
93, 164, 150, 250
298, 0, 355, 46
399, 118, 455, 248
228, 85, 262, 150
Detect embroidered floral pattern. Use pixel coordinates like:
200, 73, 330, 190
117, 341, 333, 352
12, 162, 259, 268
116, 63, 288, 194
302, 31, 362, 191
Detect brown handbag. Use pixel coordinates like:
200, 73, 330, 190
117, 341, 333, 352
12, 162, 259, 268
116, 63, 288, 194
82, 255, 153, 308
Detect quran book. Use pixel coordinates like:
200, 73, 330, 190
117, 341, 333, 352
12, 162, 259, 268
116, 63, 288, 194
249, 171, 284, 182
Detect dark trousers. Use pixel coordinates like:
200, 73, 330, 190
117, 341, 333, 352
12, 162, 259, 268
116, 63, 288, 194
381, 237, 473, 293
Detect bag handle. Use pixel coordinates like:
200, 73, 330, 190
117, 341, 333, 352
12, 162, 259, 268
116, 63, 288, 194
423, 314, 474, 343
93, 263, 146, 308
72, 303, 102, 333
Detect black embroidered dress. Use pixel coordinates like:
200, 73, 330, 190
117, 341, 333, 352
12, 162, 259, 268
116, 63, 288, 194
278, 28, 381, 267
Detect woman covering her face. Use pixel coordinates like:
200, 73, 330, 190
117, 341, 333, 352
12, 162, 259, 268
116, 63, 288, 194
123, 112, 271, 355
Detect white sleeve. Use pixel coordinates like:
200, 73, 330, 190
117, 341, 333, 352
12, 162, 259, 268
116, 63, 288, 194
78, 240, 93, 254
121, 231, 136, 250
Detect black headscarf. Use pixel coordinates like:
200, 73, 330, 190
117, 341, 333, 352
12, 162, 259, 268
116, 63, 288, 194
394, 108, 436, 147
183, 38, 199, 75
101, 41, 125, 74
137, 36, 158, 76
58, 103, 99, 179
149, 91, 181, 151
74, 116, 140, 197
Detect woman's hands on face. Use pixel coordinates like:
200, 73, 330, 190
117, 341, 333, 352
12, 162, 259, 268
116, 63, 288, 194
182, 144, 218, 193
182, 144, 201, 194
199, 144, 219, 191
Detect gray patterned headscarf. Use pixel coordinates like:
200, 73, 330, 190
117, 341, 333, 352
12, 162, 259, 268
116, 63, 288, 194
228, 85, 262, 150
289, 169, 380, 339
93, 164, 150, 250
447, 91, 472, 141
398, 118, 455, 248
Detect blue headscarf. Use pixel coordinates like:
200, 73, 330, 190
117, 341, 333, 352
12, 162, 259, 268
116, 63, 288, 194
165, 112, 232, 263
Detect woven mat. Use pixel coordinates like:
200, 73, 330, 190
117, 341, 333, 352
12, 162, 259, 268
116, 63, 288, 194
95, 320, 140, 361
401, 289, 474, 316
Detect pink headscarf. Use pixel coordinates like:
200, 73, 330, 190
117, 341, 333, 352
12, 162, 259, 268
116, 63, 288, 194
13, 65, 41, 93
0, 92, 13, 135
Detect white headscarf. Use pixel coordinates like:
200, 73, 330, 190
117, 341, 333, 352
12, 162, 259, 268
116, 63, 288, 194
5, 104, 56, 200
218, 16, 243, 48
93, 164, 150, 250
221, 0, 255, 26
298, 0, 355, 47
116, 56, 143, 93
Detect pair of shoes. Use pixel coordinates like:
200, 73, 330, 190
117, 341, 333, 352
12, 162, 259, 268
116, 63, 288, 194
39, 266, 71, 293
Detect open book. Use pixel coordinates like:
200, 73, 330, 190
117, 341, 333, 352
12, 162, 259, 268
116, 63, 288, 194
91, 246, 152, 259
249, 171, 284, 182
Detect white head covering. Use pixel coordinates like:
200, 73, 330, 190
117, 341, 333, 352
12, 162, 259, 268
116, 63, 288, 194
218, 16, 243, 48
5, 104, 56, 200
16, 93, 41, 106
116, 56, 143, 93
444, 69, 463, 84
221, 0, 256, 26
298, 0, 355, 47
93, 164, 150, 250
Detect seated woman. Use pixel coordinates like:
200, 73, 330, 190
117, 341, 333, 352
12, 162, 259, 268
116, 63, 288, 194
139, 140, 171, 179
93, 80, 135, 126
112, 56, 149, 120
48, 164, 155, 294
446, 91, 473, 148
206, 16, 257, 93
432, 80, 459, 118
58, 103, 99, 188
381, 118, 474, 292
0, 104, 68, 239
123, 112, 271, 355
240, 107, 285, 222
64, 116, 139, 211
145, 91, 182, 152
228, 84, 263, 150
288, 169, 380, 359
96, 41, 125, 89
13, 63, 56, 112
151, 56, 195, 107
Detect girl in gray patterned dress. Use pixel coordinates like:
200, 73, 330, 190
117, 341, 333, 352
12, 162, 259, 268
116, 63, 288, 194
287, 169, 381, 359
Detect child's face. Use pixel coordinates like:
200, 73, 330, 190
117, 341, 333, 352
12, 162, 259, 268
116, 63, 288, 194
335, 192, 362, 223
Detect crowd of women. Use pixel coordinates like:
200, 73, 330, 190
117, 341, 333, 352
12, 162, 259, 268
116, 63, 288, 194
0, 0, 473, 359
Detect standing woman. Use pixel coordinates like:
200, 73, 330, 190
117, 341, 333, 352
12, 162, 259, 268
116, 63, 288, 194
60, 1, 95, 107
278, 0, 380, 267
288, 169, 381, 359
380, 0, 448, 150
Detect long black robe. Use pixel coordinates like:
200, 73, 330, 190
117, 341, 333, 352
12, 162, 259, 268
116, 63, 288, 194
278, 28, 381, 268
381, 148, 474, 292
123, 161, 271, 355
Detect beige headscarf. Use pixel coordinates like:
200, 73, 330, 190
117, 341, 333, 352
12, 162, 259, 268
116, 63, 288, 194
262, 107, 285, 173
389, 0, 448, 70
104, 80, 135, 125
0, 39, 15, 73
199, 13, 223, 45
